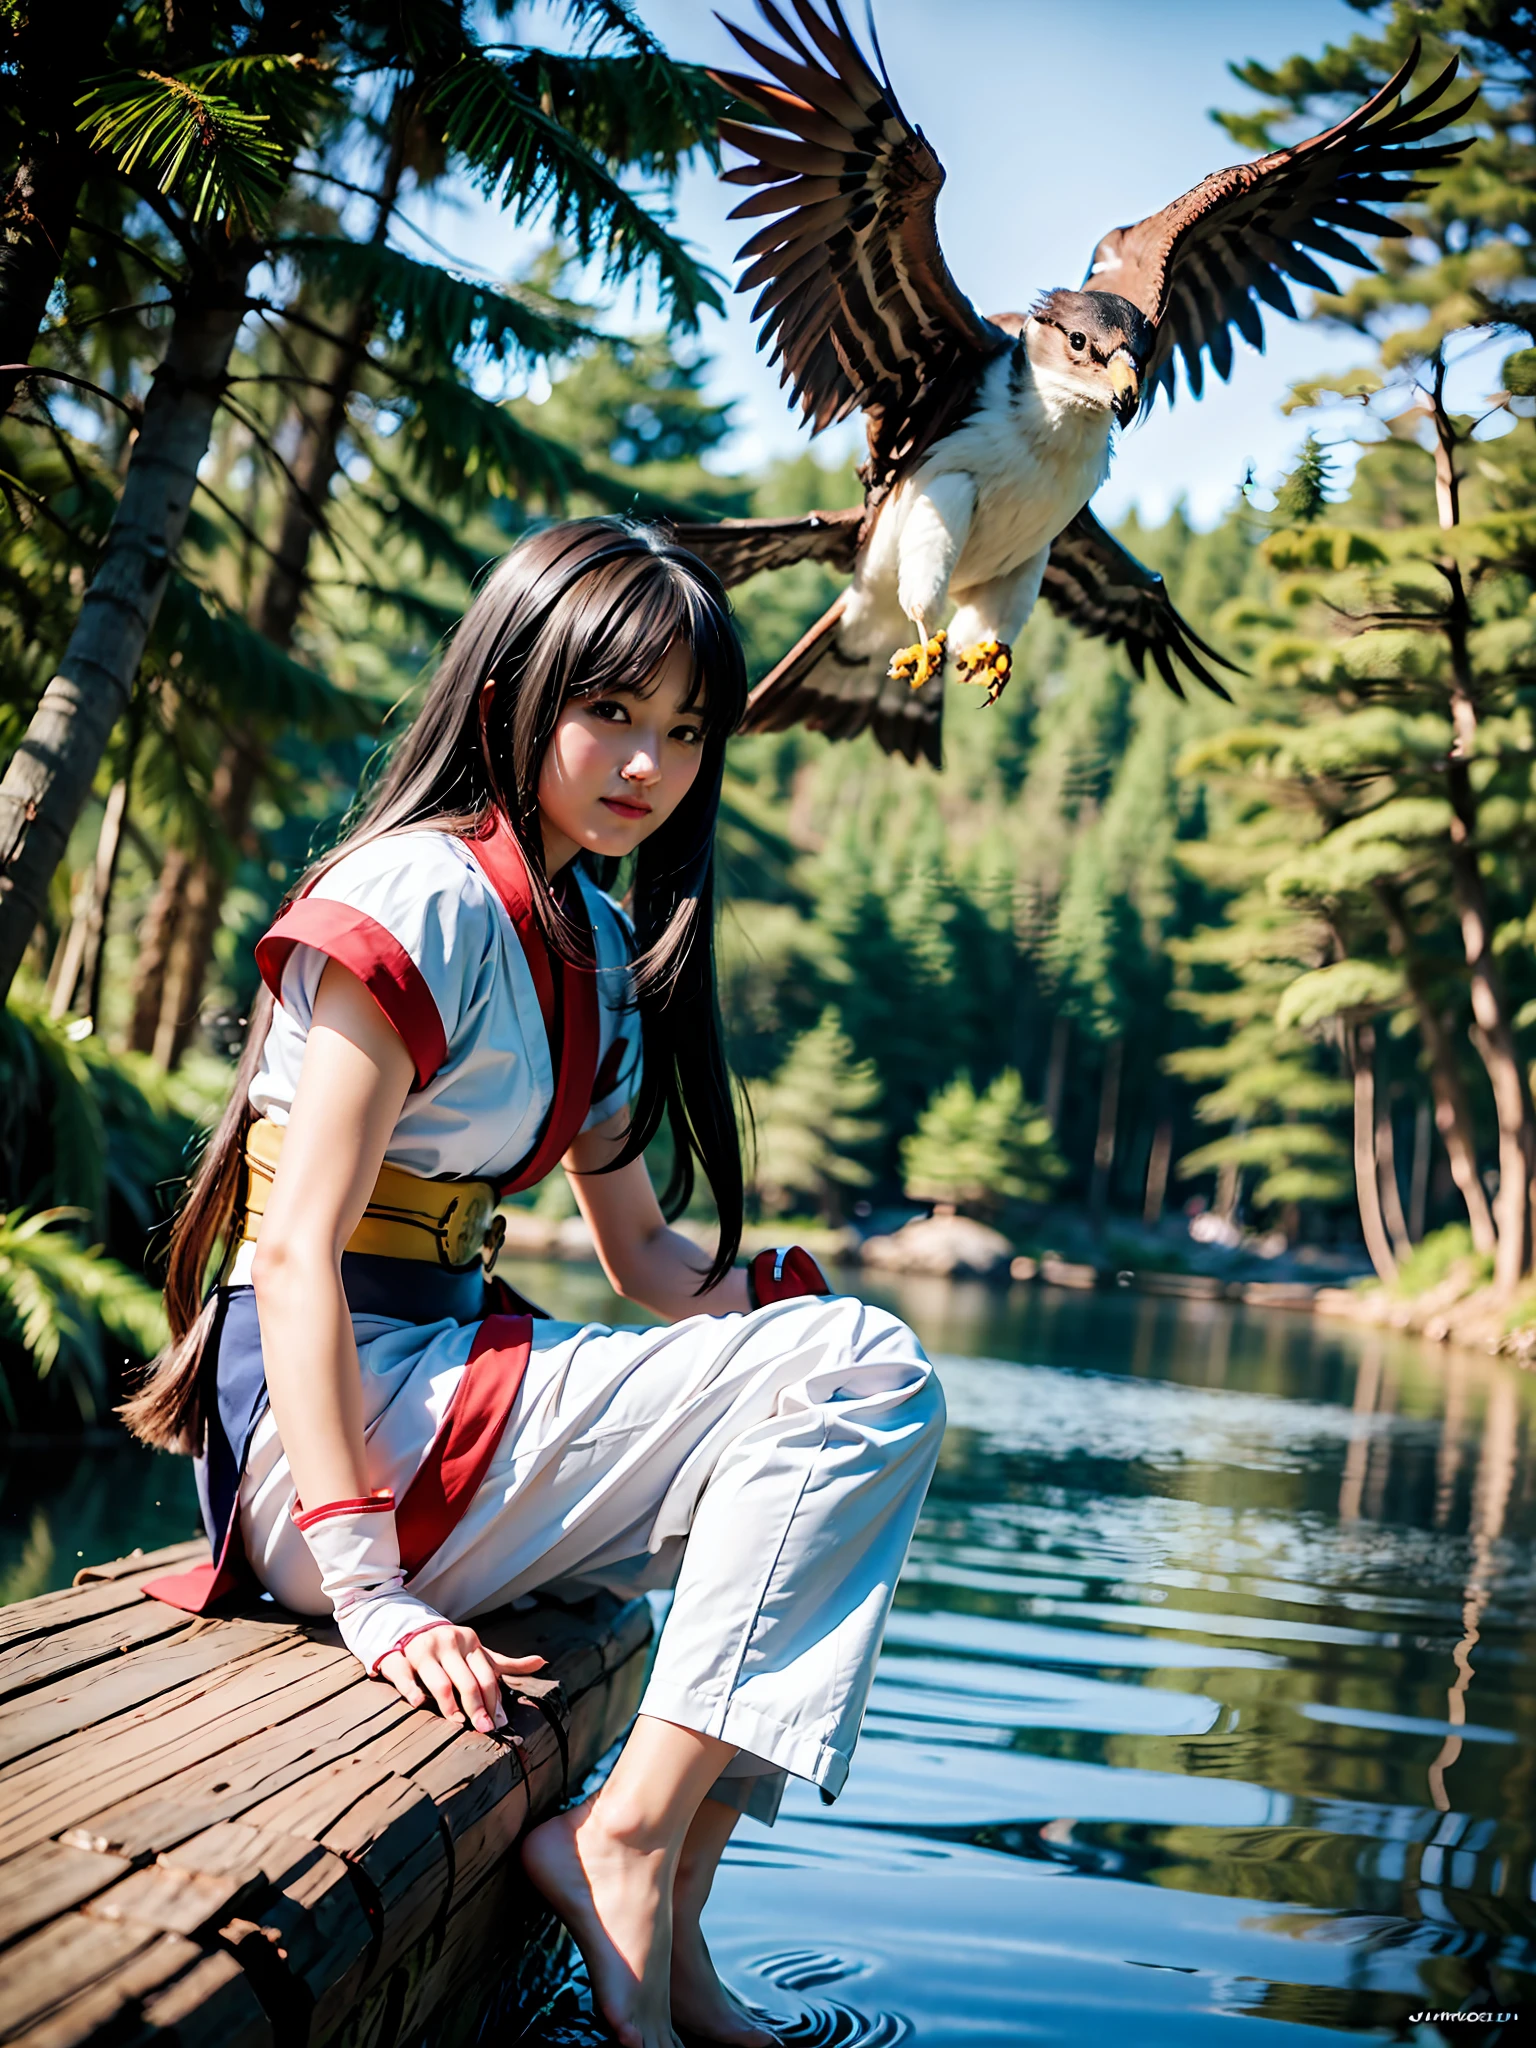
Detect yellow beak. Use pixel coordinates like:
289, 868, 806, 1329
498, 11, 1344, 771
1108, 355, 1139, 426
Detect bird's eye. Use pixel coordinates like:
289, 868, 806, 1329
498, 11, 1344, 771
1068, 331, 1087, 352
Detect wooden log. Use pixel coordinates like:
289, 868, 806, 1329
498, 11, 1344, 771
0, 1546, 652, 2046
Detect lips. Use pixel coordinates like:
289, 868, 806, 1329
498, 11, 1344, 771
600, 795, 651, 821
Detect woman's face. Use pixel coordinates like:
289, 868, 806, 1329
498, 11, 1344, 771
534, 639, 707, 873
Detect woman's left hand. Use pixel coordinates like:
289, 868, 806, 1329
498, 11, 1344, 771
378, 1622, 547, 1733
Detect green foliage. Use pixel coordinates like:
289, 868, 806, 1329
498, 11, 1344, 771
277, 238, 595, 366
0, 994, 222, 1238
747, 1009, 884, 1224
425, 53, 721, 329
0, 1208, 167, 1424
1273, 435, 1337, 525
902, 1070, 1064, 1218
1390, 1223, 1492, 1299
1164, 2, 1536, 1264
1275, 960, 1407, 1031
75, 59, 306, 228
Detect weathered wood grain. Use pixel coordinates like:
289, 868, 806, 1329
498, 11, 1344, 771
0, 1550, 651, 2047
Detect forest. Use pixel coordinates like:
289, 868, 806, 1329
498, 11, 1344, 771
4, 0, 1536, 1425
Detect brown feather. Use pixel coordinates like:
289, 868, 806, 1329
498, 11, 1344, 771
1041, 510, 1239, 701
1087, 40, 1473, 410
711, 0, 1006, 509
741, 594, 944, 767
663, 507, 862, 588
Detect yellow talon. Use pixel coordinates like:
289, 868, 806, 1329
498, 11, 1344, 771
887, 628, 948, 689
954, 637, 1013, 706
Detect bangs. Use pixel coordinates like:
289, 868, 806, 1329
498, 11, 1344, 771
555, 549, 743, 743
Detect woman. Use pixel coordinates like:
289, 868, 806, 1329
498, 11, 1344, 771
125, 519, 945, 2048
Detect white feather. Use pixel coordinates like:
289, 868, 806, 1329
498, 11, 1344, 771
834, 320, 1114, 660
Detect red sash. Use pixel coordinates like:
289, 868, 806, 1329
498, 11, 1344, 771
145, 815, 604, 1617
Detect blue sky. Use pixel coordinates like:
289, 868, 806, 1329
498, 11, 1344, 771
409, 1, 1407, 527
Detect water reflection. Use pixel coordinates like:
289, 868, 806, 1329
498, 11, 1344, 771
4, 1270, 1534, 2041
701, 1280, 1536, 2045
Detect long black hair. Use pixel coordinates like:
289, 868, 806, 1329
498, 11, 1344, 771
126, 519, 747, 1451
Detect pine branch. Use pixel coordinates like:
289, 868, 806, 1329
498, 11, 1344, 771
153, 575, 385, 739
76, 68, 287, 229
489, 47, 728, 174
383, 368, 698, 518
425, 53, 722, 329
0, 366, 141, 422
273, 236, 596, 365
361, 469, 498, 584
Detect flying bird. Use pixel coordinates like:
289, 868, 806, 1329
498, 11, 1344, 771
671, 3, 1471, 765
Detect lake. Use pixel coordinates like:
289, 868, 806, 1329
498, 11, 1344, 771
3, 1273, 1532, 2043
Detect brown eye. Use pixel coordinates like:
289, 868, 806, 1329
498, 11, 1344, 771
1068, 331, 1087, 351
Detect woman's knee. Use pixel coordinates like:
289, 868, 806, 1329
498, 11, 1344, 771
821, 1295, 940, 1415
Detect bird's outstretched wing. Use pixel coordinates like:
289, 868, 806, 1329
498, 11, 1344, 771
712, 0, 1010, 501
1041, 511, 1240, 701
666, 507, 862, 587
1089, 44, 1474, 411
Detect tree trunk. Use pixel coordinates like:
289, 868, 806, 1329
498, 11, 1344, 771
1376, 1097, 1413, 1262
1428, 359, 1534, 1290
134, 135, 408, 1063
1089, 1036, 1122, 1228
1143, 1116, 1173, 1227
1043, 1013, 1069, 1134
1409, 1096, 1432, 1244
1377, 880, 1496, 1255
1444, 658, 1531, 1287
0, 0, 119, 418
127, 845, 190, 1053
47, 693, 141, 1025
1350, 1021, 1398, 1283
153, 744, 260, 1067
0, 246, 254, 1003
47, 772, 129, 1024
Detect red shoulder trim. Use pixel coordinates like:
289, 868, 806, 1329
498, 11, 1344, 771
256, 899, 447, 1090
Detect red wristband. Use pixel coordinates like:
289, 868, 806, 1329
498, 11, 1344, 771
747, 1245, 832, 1309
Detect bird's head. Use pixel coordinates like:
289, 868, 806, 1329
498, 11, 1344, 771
1025, 288, 1151, 428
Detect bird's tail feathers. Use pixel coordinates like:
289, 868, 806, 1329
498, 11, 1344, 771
740, 595, 943, 768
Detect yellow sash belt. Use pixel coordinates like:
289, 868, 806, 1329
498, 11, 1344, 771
239, 1118, 504, 1273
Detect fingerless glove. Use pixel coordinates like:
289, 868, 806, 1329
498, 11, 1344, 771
292, 1490, 447, 1675
746, 1244, 833, 1309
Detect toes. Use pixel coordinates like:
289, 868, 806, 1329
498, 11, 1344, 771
887, 630, 948, 687
955, 639, 1012, 703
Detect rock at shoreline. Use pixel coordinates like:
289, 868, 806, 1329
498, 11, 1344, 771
860, 1212, 1014, 1279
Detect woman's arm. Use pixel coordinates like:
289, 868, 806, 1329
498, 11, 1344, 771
252, 959, 414, 1511
563, 1111, 750, 1319
253, 960, 542, 1728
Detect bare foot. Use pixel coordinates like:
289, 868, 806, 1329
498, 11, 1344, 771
670, 1917, 779, 2046
523, 1799, 680, 2048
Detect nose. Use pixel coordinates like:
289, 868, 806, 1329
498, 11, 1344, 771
1108, 354, 1139, 427
622, 738, 662, 784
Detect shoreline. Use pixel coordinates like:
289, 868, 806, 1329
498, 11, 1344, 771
500, 1209, 1536, 1366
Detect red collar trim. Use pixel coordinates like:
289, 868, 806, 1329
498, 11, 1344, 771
463, 813, 601, 1195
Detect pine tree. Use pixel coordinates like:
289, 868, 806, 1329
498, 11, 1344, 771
1273, 434, 1336, 526
0, 0, 727, 1013
901, 1070, 1064, 1219
1172, 9, 1536, 1288
748, 1008, 884, 1224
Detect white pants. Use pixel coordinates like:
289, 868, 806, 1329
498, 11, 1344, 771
241, 1295, 945, 1822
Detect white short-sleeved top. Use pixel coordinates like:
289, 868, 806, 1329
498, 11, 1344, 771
249, 830, 639, 1184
